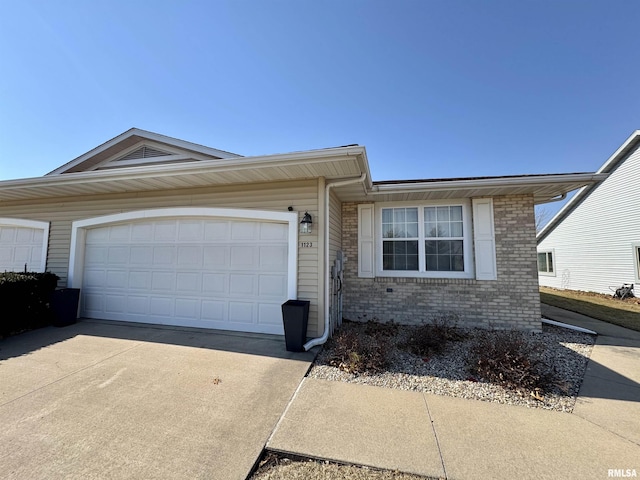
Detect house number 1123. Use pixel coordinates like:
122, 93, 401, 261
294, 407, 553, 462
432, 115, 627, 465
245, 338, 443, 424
300, 242, 313, 248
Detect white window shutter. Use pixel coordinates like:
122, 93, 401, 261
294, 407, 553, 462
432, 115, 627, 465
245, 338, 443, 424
358, 204, 375, 278
472, 198, 497, 280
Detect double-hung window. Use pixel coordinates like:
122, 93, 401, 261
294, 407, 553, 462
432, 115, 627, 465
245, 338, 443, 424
379, 202, 472, 278
537, 251, 554, 275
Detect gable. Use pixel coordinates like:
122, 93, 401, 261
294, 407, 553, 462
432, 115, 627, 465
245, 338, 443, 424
537, 130, 639, 242
47, 128, 241, 175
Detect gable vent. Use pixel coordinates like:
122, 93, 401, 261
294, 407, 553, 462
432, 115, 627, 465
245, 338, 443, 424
117, 146, 172, 162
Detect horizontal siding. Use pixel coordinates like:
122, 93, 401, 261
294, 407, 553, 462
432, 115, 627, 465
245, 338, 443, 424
539, 143, 640, 294
328, 190, 342, 263
0, 179, 322, 335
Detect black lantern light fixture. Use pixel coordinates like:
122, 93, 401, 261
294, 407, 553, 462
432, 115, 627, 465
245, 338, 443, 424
300, 211, 312, 234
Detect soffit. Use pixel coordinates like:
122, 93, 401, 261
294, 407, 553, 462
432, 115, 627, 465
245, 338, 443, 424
331, 174, 607, 205
0, 149, 367, 202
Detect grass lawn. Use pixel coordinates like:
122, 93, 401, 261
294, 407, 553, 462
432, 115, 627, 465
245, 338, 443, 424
540, 286, 640, 332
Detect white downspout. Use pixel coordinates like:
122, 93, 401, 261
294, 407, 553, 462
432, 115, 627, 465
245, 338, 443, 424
303, 173, 368, 351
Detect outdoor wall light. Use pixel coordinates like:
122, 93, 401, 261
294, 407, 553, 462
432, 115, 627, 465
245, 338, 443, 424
300, 211, 313, 234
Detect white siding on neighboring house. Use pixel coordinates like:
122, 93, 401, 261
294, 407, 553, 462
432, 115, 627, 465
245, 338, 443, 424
538, 141, 640, 294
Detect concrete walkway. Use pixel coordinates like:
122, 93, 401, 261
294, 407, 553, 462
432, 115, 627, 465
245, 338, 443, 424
268, 307, 640, 480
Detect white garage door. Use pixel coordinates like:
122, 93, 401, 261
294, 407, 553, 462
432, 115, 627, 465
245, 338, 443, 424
81, 217, 290, 334
0, 224, 46, 272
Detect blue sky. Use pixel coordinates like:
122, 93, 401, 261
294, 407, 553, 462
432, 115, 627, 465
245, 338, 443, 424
1, 1, 639, 217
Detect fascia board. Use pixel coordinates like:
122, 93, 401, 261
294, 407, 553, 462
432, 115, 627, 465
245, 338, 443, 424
370, 173, 607, 194
1, 145, 369, 191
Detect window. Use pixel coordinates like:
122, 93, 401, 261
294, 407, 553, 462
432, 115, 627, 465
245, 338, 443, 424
537, 251, 554, 275
379, 202, 472, 278
634, 244, 640, 282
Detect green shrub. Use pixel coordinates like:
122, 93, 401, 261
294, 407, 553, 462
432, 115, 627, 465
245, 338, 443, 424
0, 272, 59, 337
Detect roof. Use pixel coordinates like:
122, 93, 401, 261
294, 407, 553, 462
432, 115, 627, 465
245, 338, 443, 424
46, 128, 243, 175
0, 128, 605, 204
536, 130, 640, 242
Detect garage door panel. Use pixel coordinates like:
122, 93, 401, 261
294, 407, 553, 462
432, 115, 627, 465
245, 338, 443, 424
151, 271, 175, 291
150, 297, 173, 316
81, 217, 289, 335
108, 247, 129, 264
231, 222, 257, 240
178, 221, 203, 240
203, 246, 228, 267
106, 270, 127, 288
176, 272, 201, 292
154, 221, 177, 241
230, 246, 256, 268
109, 224, 130, 241
127, 296, 148, 315
129, 271, 151, 289
153, 246, 175, 265
177, 246, 203, 265
204, 220, 229, 240
202, 273, 227, 294
260, 222, 288, 241
229, 302, 254, 323
130, 246, 153, 264
202, 300, 225, 321
229, 274, 256, 295
259, 246, 287, 269
131, 223, 153, 240
175, 298, 200, 319
85, 269, 106, 287
259, 274, 287, 297
105, 295, 126, 313
0, 225, 46, 272
258, 304, 282, 325
85, 246, 107, 265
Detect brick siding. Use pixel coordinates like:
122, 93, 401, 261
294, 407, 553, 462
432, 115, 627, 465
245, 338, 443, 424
341, 195, 541, 331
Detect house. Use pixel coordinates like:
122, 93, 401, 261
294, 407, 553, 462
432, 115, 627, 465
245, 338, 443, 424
0, 129, 605, 347
537, 130, 640, 295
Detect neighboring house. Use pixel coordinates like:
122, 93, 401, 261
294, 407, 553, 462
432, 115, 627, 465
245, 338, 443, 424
537, 130, 640, 295
0, 129, 604, 345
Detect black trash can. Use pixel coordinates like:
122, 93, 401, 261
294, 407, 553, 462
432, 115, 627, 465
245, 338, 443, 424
281, 299, 310, 352
50, 288, 80, 327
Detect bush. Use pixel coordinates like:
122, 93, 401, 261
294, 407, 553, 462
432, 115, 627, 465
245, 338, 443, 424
0, 272, 59, 337
401, 312, 466, 357
326, 321, 392, 374
470, 330, 554, 397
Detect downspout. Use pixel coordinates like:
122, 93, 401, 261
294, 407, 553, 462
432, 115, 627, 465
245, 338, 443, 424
303, 172, 368, 351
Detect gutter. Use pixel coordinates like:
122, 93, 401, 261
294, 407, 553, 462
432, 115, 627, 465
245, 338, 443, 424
303, 173, 368, 351
369, 173, 606, 195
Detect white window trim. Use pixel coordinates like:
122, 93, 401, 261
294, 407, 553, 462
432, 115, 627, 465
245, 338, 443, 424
0, 217, 50, 273
633, 243, 640, 283
374, 200, 474, 279
537, 249, 555, 276
68, 207, 299, 298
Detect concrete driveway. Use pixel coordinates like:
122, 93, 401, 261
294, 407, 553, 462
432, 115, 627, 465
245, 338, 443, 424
0, 320, 316, 480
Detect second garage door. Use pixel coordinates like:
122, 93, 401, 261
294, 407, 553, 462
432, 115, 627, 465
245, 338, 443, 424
81, 217, 290, 334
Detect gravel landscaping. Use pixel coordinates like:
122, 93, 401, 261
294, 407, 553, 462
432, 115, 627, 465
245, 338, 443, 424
308, 320, 595, 413
251, 452, 433, 480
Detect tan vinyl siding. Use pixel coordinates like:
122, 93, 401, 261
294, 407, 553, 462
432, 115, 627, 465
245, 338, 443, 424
328, 189, 342, 264
0, 179, 321, 336
538, 142, 640, 294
